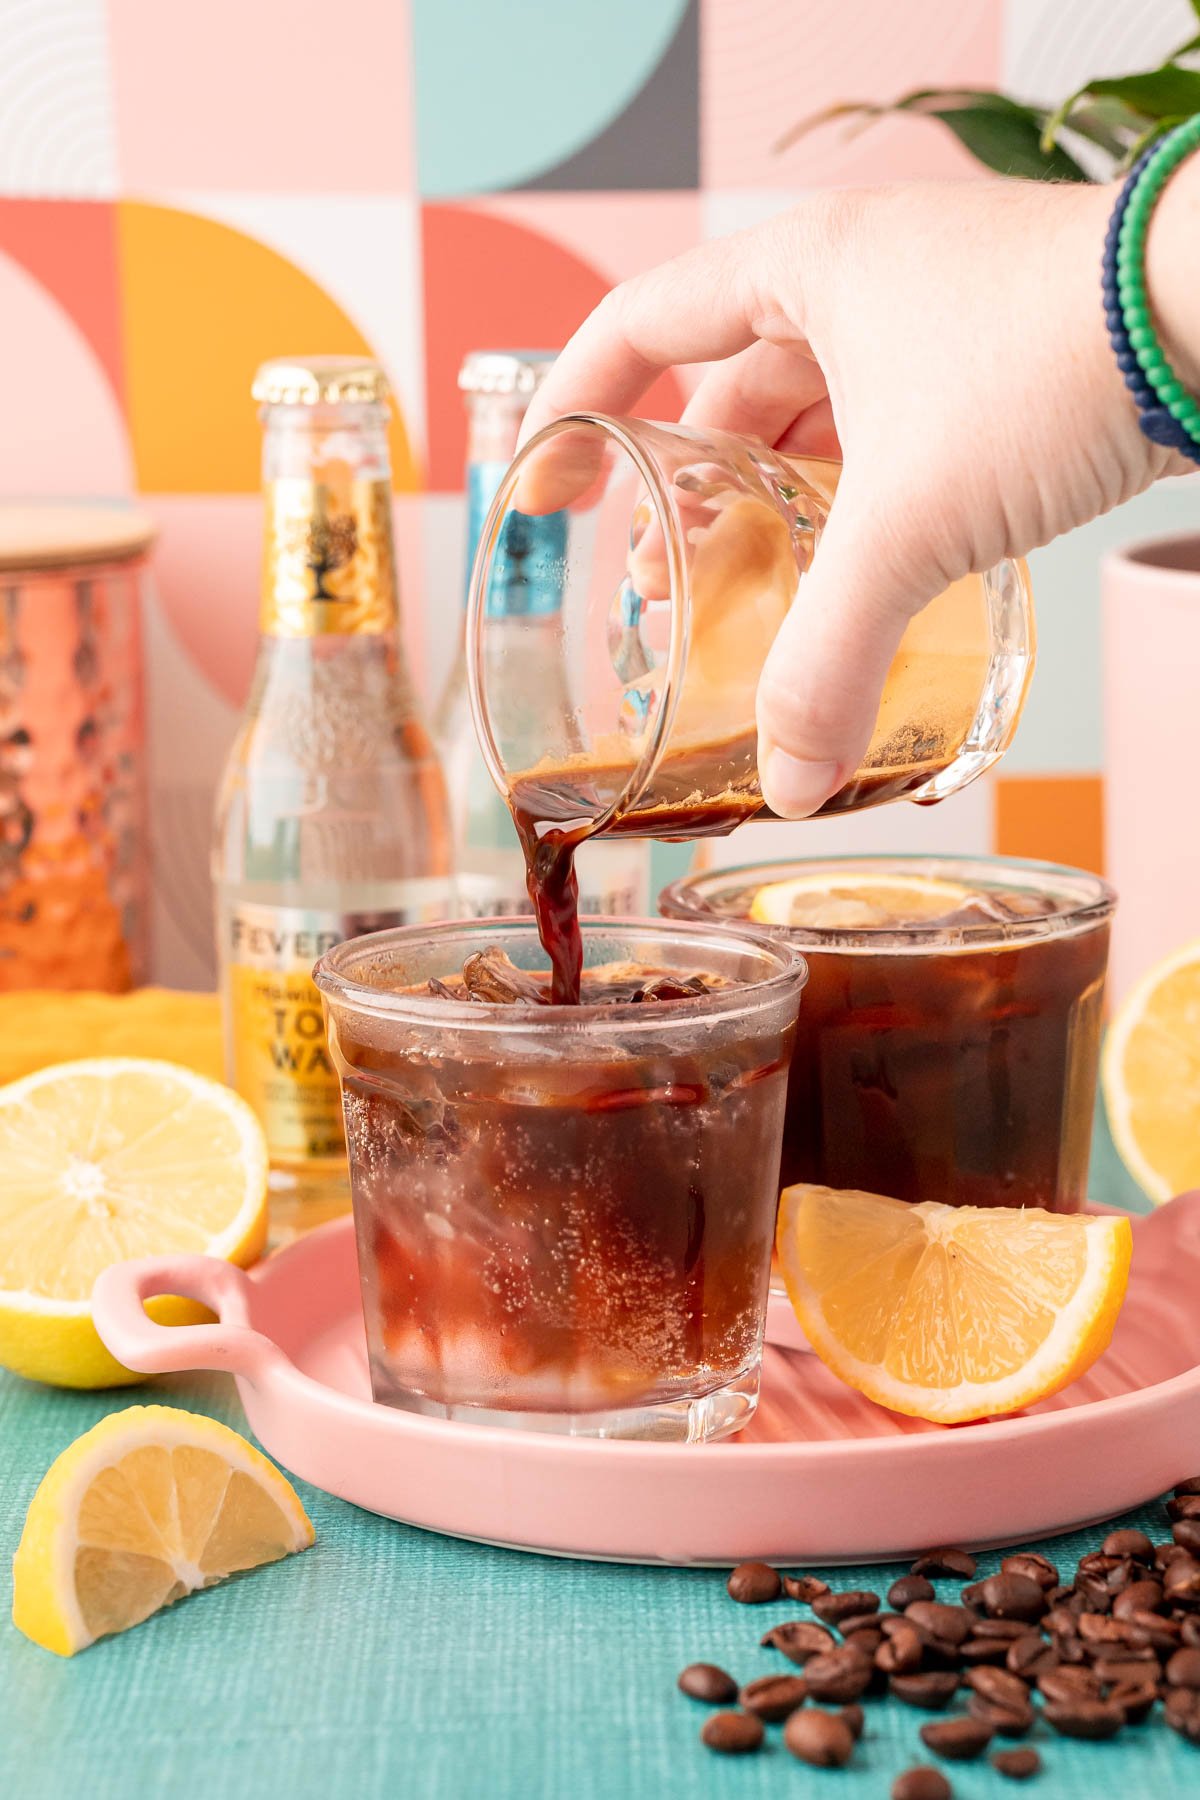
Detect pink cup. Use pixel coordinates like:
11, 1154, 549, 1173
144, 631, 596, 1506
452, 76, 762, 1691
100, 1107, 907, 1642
1103, 532, 1200, 1008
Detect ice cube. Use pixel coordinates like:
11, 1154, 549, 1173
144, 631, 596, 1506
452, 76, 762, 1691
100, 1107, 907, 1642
460, 947, 551, 1007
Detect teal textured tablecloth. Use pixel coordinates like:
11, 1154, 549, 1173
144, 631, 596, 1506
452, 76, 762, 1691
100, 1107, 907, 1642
2, 1105, 1193, 1800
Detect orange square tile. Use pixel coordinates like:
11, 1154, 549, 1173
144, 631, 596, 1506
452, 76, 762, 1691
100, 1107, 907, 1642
993, 775, 1105, 875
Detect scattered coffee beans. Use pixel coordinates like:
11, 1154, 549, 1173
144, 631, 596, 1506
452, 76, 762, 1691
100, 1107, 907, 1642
738, 1674, 808, 1721
677, 1663, 737, 1703
726, 1561, 781, 1604
892, 1766, 953, 1800
685, 1479, 1200, 1780
699, 1710, 763, 1753
992, 1747, 1042, 1780
918, 1717, 993, 1760
783, 1707, 855, 1767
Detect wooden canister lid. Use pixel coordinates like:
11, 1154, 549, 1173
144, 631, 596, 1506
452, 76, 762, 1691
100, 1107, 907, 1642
0, 505, 156, 573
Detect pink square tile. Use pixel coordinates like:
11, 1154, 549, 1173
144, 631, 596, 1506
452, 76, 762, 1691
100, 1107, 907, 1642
109, 0, 415, 192
702, 0, 1002, 187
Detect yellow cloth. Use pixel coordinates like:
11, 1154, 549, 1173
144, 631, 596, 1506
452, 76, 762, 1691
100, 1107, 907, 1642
0, 989, 224, 1087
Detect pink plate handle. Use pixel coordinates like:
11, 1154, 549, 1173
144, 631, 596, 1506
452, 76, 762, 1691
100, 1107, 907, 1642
92, 1255, 284, 1380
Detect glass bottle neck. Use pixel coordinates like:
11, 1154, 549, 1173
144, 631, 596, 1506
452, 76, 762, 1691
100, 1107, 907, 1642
464, 393, 565, 619
259, 400, 399, 638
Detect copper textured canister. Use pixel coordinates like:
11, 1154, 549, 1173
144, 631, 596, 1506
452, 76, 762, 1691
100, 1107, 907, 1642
0, 506, 154, 990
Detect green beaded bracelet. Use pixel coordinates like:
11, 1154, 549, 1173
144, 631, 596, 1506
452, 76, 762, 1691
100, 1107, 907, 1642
1114, 114, 1200, 454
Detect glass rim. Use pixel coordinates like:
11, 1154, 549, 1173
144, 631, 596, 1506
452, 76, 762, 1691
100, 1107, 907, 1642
657, 852, 1116, 951
466, 411, 694, 836
313, 914, 808, 1030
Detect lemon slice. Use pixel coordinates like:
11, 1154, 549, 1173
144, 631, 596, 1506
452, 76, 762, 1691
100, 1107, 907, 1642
1102, 938, 1200, 1203
0, 1058, 268, 1388
776, 1184, 1132, 1423
748, 871, 972, 930
12, 1405, 313, 1655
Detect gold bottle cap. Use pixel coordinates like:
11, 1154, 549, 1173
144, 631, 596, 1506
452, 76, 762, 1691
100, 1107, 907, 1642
252, 356, 390, 407
458, 350, 556, 397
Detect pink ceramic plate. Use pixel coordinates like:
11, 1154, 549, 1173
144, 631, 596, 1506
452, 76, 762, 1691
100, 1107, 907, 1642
93, 1194, 1200, 1566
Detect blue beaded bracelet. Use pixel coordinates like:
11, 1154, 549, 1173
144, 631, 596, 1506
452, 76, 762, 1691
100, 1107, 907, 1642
1101, 117, 1200, 466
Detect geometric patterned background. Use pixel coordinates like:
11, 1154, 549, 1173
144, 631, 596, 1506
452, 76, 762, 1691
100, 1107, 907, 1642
0, 0, 1196, 987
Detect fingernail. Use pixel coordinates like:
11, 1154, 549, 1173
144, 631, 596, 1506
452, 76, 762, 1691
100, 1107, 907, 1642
761, 750, 840, 819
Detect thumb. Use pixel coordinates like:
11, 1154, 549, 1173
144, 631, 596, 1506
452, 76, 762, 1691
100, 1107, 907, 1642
756, 472, 928, 819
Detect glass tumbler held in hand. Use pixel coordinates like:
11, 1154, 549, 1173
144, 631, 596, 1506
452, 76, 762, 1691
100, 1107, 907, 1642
466, 415, 1035, 844
315, 916, 805, 1442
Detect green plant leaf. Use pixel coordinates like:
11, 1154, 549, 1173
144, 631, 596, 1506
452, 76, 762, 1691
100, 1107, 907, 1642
1043, 51, 1200, 150
775, 89, 1089, 179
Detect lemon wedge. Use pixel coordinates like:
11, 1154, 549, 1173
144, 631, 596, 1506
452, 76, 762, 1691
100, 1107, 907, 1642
1102, 938, 1200, 1203
776, 1183, 1132, 1422
0, 1058, 268, 1387
12, 1405, 313, 1655
748, 870, 971, 930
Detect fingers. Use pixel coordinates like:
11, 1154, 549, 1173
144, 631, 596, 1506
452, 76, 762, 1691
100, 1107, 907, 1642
681, 339, 827, 447
520, 231, 772, 445
756, 470, 924, 818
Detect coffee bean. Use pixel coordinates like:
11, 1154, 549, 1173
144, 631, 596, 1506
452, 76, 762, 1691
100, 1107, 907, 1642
1043, 1598, 1085, 1633
1043, 1698, 1126, 1740
1175, 1477, 1200, 1499
906, 1602, 974, 1647
678, 1663, 738, 1703
738, 1674, 808, 1721
1155, 1541, 1192, 1572
1165, 1687, 1200, 1741
967, 1694, 1034, 1737
760, 1620, 835, 1664
1163, 1556, 1200, 1604
1174, 1520, 1200, 1555
1006, 1635, 1058, 1679
840, 1702, 865, 1740
1093, 1655, 1159, 1685
1078, 1551, 1126, 1582
1168, 1495, 1200, 1523
971, 1574, 1047, 1623
992, 1748, 1042, 1780
700, 1710, 764, 1753
965, 1666, 1032, 1711
841, 1620, 888, 1648
1167, 1647, 1200, 1688
1078, 1612, 1133, 1646
1073, 1578, 1114, 1614
1102, 1528, 1154, 1563
892, 1767, 953, 1800
1045, 1585, 1075, 1607
1127, 1611, 1182, 1655
1183, 1617, 1200, 1648
919, 1717, 994, 1760
876, 1621, 923, 1675
912, 1548, 977, 1580
1001, 1552, 1059, 1591
726, 1561, 781, 1604
889, 1671, 960, 1710
804, 1646, 873, 1703
960, 1638, 1013, 1667
1106, 1676, 1158, 1724
1056, 1635, 1089, 1665
782, 1572, 829, 1603
1038, 1666, 1102, 1704
812, 1589, 879, 1625
972, 1618, 1031, 1641
890, 1574, 936, 1609
1113, 1579, 1164, 1619
844, 1627, 884, 1659
783, 1707, 855, 1768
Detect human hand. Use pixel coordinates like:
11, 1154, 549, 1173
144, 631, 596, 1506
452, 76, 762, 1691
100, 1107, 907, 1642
521, 178, 1188, 818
